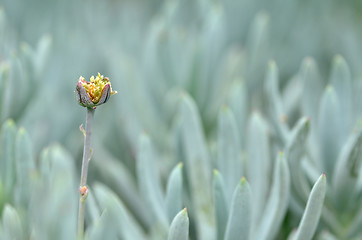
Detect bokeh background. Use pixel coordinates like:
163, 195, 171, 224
2, 0, 362, 154
1, 0, 362, 239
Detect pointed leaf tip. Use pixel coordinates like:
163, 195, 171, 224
333, 55, 345, 65
240, 177, 247, 184
325, 85, 334, 93
294, 173, 327, 240
268, 60, 277, 69
221, 104, 230, 112
224, 176, 251, 240
177, 162, 183, 169
168, 208, 190, 240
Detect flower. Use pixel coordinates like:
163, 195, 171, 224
75, 73, 117, 108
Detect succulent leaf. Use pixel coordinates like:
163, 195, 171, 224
1, 204, 23, 240
0, 120, 16, 199
93, 183, 146, 240
136, 133, 168, 226
318, 86, 342, 178
165, 162, 184, 223
246, 112, 270, 226
294, 174, 327, 240
256, 152, 290, 240
167, 208, 189, 240
217, 106, 242, 201
212, 170, 228, 240
286, 117, 311, 202
224, 177, 251, 240
179, 93, 215, 240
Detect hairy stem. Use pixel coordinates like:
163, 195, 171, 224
78, 107, 95, 238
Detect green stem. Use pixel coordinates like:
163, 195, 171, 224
78, 107, 95, 238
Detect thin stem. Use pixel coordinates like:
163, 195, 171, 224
78, 107, 95, 238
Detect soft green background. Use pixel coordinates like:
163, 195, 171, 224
1, 0, 362, 239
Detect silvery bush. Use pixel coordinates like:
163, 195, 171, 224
0, 0, 362, 239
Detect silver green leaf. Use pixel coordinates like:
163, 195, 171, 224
294, 174, 327, 240
85, 208, 117, 240
255, 152, 290, 240
85, 186, 101, 224
285, 117, 310, 202
29, 144, 77, 240
265, 60, 289, 143
332, 126, 362, 211
92, 144, 150, 228
1, 204, 23, 240
299, 57, 322, 125
179, 93, 215, 240
14, 127, 35, 207
317, 230, 338, 240
165, 162, 184, 222
92, 183, 146, 240
224, 178, 251, 240
213, 170, 228, 240
33, 34, 52, 76
167, 208, 189, 240
217, 106, 242, 201
246, 112, 269, 226
0, 119, 16, 198
347, 203, 362, 238
226, 80, 248, 148
136, 133, 168, 226
0, 63, 9, 122
329, 55, 352, 136
318, 86, 342, 178
246, 11, 270, 92
0, 182, 5, 216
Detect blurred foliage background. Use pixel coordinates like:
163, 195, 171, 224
1, 0, 362, 154
1, 0, 362, 239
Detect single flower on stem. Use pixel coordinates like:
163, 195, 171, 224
76, 72, 117, 108
75, 73, 117, 238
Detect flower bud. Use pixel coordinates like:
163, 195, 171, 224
79, 186, 88, 196
79, 186, 89, 202
75, 73, 117, 108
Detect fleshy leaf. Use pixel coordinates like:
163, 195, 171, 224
226, 80, 248, 148
178, 93, 215, 240
329, 55, 352, 136
0, 63, 9, 122
93, 183, 146, 240
299, 57, 322, 125
265, 60, 289, 143
332, 126, 362, 212
213, 170, 228, 240
0, 120, 16, 198
246, 11, 270, 93
217, 106, 242, 201
165, 162, 183, 222
285, 117, 310, 202
167, 208, 189, 240
224, 178, 251, 240
255, 152, 290, 240
29, 144, 77, 239
92, 144, 150, 228
318, 86, 342, 178
136, 133, 168, 226
15, 127, 35, 207
1, 204, 23, 240
294, 174, 327, 240
246, 112, 269, 226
